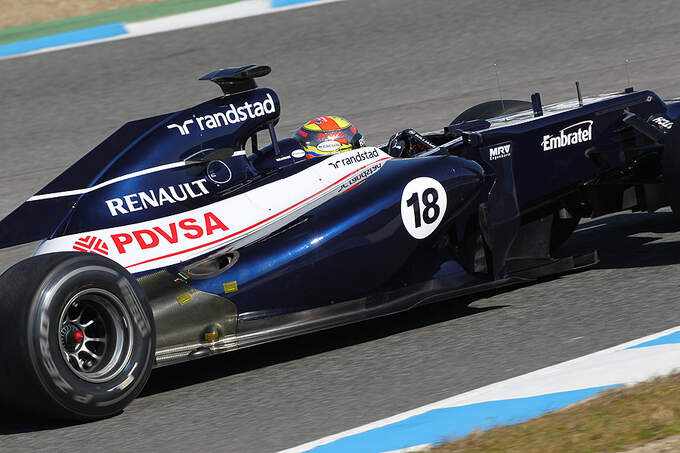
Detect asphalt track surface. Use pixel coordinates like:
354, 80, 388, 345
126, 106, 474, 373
2, 0, 680, 451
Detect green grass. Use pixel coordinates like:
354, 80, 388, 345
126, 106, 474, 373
0, 0, 243, 46
430, 374, 680, 453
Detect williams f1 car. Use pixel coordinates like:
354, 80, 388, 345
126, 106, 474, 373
1, 65, 679, 420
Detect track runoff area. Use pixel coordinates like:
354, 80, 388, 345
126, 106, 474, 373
280, 326, 680, 453
4, 0, 680, 451
0, 0, 342, 58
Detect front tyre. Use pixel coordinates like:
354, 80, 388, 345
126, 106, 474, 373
0, 252, 155, 421
664, 120, 680, 222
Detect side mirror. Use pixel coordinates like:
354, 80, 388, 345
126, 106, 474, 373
206, 160, 233, 185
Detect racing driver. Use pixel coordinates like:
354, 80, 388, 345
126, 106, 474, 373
293, 115, 365, 158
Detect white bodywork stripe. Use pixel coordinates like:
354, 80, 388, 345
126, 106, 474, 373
28, 161, 188, 201
35, 148, 390, 273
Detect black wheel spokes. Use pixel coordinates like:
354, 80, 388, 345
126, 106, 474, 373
63, 303, 109, 372
58, 289, 133, 383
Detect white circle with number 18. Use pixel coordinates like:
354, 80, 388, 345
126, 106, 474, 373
400, 177, 448, 239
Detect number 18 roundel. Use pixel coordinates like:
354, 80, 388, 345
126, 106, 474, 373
400, 177, 448, 239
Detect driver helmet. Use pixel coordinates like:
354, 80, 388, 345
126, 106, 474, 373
294, 116, 365, 158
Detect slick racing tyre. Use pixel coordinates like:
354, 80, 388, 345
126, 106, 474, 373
663, 120, 680, 222
0, 252, 155, 421
451, 99, 532, 124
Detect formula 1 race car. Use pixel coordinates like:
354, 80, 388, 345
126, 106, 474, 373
1, 65, 679, 420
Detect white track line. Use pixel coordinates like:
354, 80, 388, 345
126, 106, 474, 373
127, 0, 342, 36
279, 324, 680, 453
2, 0, 343, 60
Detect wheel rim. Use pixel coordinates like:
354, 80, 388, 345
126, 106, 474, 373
58, 289, 134, 383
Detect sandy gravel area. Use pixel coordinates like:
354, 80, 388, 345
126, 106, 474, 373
3, 0, 167, 29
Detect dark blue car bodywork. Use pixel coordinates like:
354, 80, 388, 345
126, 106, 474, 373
2, 67, 678, 365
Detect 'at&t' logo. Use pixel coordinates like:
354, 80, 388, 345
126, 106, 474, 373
73, 236, 109, 256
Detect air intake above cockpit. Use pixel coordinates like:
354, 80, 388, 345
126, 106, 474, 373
199, 65, 271, 95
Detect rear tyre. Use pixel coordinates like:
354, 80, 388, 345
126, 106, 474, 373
451, 99, 532, 124
663, 121, 680, 222
0, 252, 155, 421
